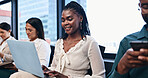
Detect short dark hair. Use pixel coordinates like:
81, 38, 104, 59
62, 1, 90, 39
0, 22, 14, 37
26, 17, 45, 40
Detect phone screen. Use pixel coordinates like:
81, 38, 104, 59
130, 41, 148, 51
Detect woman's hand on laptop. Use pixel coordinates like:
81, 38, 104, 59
42, 65, 68, 78
3, 63, 18, 71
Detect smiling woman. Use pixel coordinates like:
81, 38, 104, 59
61, 10, 83, 36
0, 22, 16, 78
41, 1, 105, 78
65, 0, 145, 54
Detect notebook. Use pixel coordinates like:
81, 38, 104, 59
7, 40, 44, 78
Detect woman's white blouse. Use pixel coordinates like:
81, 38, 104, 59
0, 36, 16, 62
32, 38, 51, 67
50, 35, 106, 78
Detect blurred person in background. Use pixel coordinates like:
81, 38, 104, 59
0, 22, 16, 78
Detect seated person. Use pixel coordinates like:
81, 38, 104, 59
0, 22, 15, 62
0, 22, 16, 78
9, 17, 51, 78
107, 0, 148, 78
43, 1, 106, 78
10, 1, 106, 78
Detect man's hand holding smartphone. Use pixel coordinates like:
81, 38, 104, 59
138, 49, 148, 62
130, 41, 148, 62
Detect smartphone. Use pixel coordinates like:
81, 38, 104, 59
130, 41, 148, 51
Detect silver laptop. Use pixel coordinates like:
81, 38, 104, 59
7, 40, 44, 78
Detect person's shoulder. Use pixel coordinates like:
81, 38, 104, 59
55, 38, 63, 45
85, 35, 96, 42
9, 36, 16, 40
57, 38, 62, 42
84, 35, 99, 45
122, 31, 140, 41
126, 31, 140, 38
36, 38, 50, 45
120, 31, 140, 46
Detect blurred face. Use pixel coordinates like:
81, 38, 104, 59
139, 0, 148, 24
61, 10, 83, 35
25, 23, 38, 41
0, 28, 10, 40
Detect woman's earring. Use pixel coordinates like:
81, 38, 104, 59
80, 21, 82, 30
138, 8, 140, 11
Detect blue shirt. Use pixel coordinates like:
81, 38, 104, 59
107, 25, 148, 78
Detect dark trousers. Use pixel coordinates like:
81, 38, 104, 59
0, 69, 16, 78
